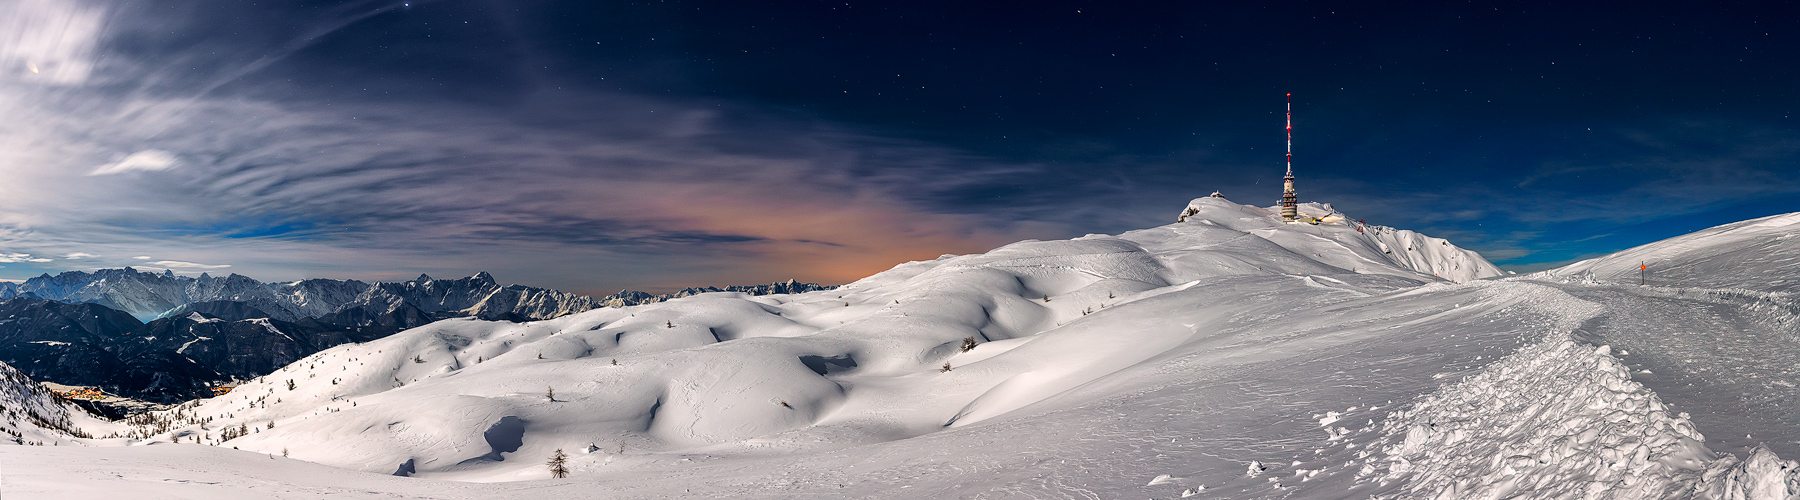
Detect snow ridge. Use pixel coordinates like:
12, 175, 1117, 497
1548, 211, 1800, 293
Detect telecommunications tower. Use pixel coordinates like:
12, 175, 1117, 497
1280, 93, 1298, 222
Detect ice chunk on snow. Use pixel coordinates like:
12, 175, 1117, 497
1318, 411, 1342, 427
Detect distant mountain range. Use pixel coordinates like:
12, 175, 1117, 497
2, 268, 574, 322
0, 268, 832, 404
0, 267, 832, 322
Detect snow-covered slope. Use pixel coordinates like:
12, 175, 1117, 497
1548, 211, 1800, 292
9, 197, 1796, 499
0, 360, 110, 446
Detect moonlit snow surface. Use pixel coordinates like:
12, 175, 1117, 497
2, 197, 1796, 499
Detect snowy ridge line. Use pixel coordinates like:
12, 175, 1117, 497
1543, 210, 1800, 293
1360, 334, 1800, 499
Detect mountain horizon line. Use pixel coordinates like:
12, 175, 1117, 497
4, 266, 834, 296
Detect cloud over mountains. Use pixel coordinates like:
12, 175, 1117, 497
0, 0, 1054, 294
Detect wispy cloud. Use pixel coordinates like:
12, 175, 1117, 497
0, 253, 52, 263
89, 150, 178, 175
147, 260, 230, 270
0, 0, 106, 86
0, 1, 1060, 292
8, 0, 1785, 292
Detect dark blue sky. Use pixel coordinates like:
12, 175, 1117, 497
0, 0, 1795, 293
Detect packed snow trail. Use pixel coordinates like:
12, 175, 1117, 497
1537, 210, 1800, 458
1548, 284, 1800, 459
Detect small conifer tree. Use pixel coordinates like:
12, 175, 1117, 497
548, 449, 569, 478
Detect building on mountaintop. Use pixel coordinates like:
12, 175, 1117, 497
1280, 93, 1298, 223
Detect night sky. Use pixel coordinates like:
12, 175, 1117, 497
1, 0, 1796, 294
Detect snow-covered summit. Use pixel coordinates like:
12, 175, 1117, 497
1171, 197, 1504, 283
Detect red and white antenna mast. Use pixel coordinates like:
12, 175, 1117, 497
1280, 93, 1298, 222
